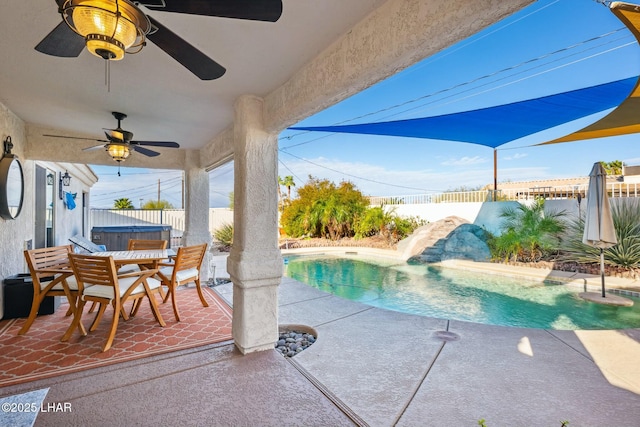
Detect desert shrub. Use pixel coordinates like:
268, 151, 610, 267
213, 223, 233, 246
561, 199, 640, 268
488, 198, 566, 262
141, 199, 174, 209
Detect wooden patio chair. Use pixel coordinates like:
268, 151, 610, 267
19, 245, 84, 336
128, 238, 168, 251
64, 253, 166, 352
89, 238, 169, 313
156, 243, 209, 321
125, 237, 169, 298
118, 239, 168, 272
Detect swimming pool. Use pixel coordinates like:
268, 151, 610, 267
283, 255, 640, 330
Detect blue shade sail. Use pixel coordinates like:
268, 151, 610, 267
289, 77, 638, 149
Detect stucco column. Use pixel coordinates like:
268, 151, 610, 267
182, 149, 213, 281
227, 95, 283, 354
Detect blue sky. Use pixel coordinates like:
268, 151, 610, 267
90, 0, 640, 208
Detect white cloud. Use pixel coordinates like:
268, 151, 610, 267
498, 166, 553, 182
440, 156, 487, 166
502, 152, 528, 161
278, 156, 496, 196
623, 157, 640, 166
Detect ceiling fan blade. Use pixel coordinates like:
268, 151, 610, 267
131, 141, 180, 148
132, 146, 161, 157
103, 129, 125, 143
82, 144, 107, 152
35, 21, 86, 57
139, 0, 283, 22
146, 16, 226, 80
43, 134, 108, 143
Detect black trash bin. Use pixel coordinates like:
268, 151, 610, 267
2, 273, 60, 320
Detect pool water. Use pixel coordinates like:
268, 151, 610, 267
283, 255, 640, 330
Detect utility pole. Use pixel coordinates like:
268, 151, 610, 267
157, 179, 160, 203
181, 172, 185, 209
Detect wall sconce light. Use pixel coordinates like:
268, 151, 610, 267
59, 171, 71, 200
3, 136, 13, 156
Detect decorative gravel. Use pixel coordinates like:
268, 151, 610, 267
275, 330, 316, 357
208, 278, 232, 287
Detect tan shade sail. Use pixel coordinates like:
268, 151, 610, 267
540, 1, 640, 145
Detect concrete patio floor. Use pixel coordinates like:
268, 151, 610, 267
1, 258, 640, 426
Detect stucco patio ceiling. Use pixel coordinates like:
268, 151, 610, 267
0, 0, 534, 169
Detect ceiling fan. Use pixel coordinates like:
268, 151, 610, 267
44, 111, 180, 163
35, 0, 283, 80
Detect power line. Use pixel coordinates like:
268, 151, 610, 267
279, 28, 631, 151
380, 34, 633, 121
91, 176, 183, 203
280, 151, 432, 192
282, 1, 566, 143
278, 158, 304, 184
276, 38, 635, 190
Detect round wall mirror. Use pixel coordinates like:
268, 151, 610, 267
0, 155, 24, 220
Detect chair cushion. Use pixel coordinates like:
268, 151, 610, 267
83, 276, 162, 300
159, 266, 199, 285
117, 264, 141, 274
43, 274, 78, 291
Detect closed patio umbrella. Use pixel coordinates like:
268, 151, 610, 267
583, 162, 618, 298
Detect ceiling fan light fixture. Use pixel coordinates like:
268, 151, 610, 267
107, 143, 130, 162
62, 0, 150, 60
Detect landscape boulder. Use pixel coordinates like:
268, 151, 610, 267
398, 216, 491, 263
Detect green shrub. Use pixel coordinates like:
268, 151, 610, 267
213, 223, 233, 246
488, 198, 566, 262
354, 207, 426, 243
141, 199, 174, 209
281, 177, 369, 240
561, 199, 640, 268
354, 206, 392, 238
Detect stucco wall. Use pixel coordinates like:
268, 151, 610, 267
39, 162, 97, 245
386, 199, 583, 235
0, 104, 98, 319
0, 102, 32, 318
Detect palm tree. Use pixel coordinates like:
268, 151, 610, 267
277, 176, 295, 211
600, 160, 623, 175
277, 176, 284, 211
281, 176, 295, 200
113, 198, 134, 209
491, 198, 566, 262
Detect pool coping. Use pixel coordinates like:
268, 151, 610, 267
438, 259, 640, 298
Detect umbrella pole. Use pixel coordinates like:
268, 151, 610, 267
600, 248, 606, 298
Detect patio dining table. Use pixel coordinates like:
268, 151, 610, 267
90, 249, 172, 267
